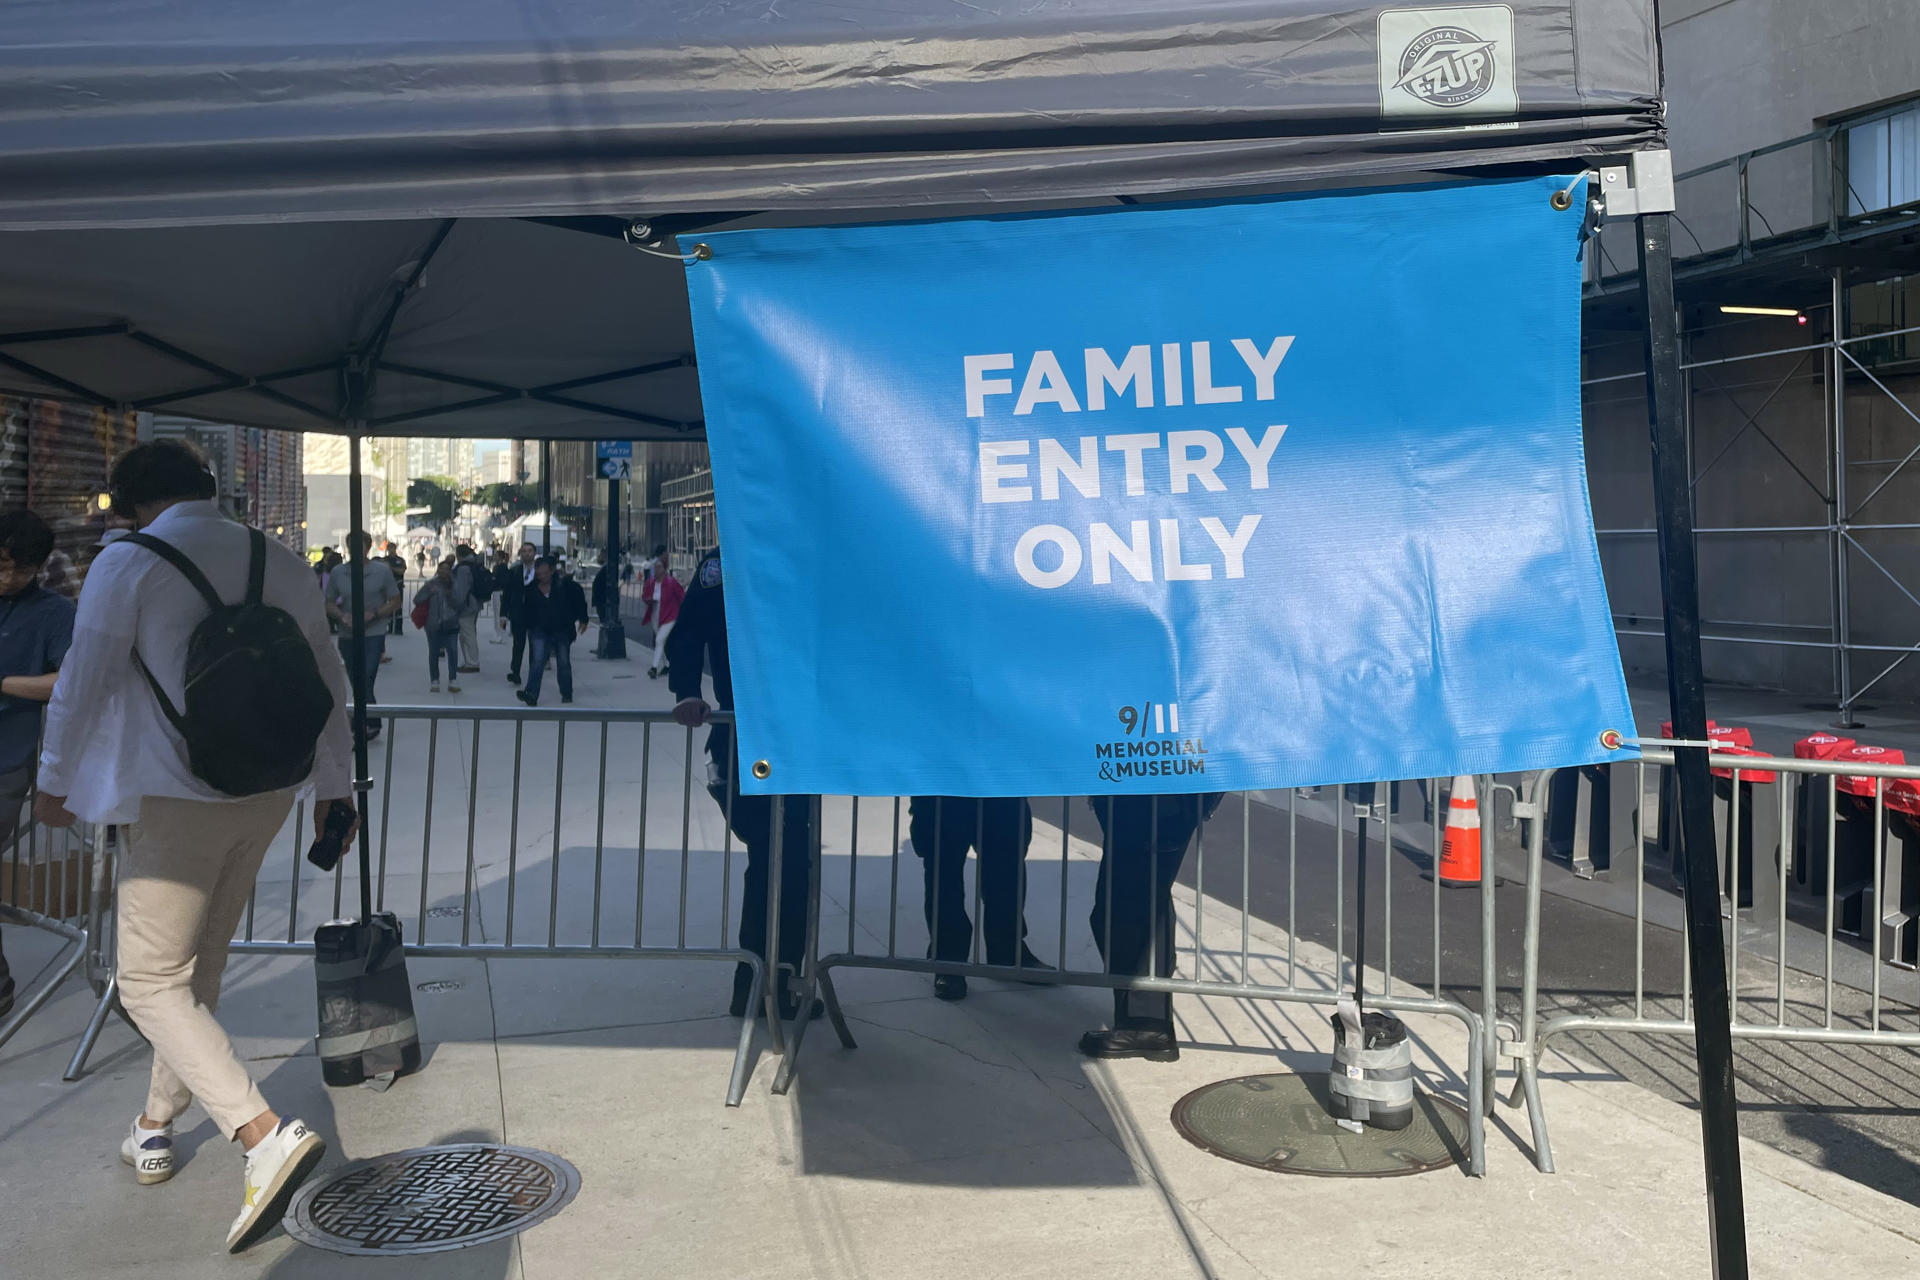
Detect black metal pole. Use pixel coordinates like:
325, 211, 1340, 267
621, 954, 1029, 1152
1638, 210, 1749, 1279
1352, 796, 1367, 1010
540, 440, 553, 558
347, 429, 374, 922
601, 468, 626, 658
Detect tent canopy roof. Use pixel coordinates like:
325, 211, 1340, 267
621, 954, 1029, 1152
0, 0, 1663, 438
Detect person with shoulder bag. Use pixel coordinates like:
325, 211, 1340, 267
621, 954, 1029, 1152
414, 557, 467, 693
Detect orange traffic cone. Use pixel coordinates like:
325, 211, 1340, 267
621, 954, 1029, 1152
1437, 775, 1482, 888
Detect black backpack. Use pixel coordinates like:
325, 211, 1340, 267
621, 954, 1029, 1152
464, 559, 493, 605
124, 529, 336, 797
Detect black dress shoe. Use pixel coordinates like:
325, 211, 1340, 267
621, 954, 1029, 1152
933, 974, 968, 1001
1078, 1027, 1179, 1062
506, 671, 521, 685
988, 947, 1056, 984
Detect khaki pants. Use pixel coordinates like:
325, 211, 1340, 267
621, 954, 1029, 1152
458, 613, 480, 668
117, 792, 294, 1138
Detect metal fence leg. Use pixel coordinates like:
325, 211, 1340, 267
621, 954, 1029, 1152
0, 926, 85, 1055
63, 972, 120, 1082
724, 957, 766, 1107
772, 798, 827, 1096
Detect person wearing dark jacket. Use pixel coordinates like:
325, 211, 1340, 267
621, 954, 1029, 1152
667, 548, 820, 1022
514, 556, 587, 706
495, 542, 537, 684
1080, 791, 1224, 1062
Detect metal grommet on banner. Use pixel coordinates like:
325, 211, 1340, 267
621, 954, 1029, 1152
1599, 728, 1624, 750
1550, 188, 1575, 212
752, 760, 771, 780
691, 243, 713, 261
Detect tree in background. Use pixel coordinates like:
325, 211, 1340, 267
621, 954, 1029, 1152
407, 474, 459, 528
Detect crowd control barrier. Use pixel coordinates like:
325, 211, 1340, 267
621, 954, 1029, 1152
56, 707, 787, 1108
1508, 746, 1920, 1173
0, 794, 115, 1072
770, 782, 1502, 1177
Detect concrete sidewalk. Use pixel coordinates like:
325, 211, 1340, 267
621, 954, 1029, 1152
3, 631, 1919, 1277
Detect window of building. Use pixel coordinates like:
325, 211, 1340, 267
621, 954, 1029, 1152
1845, 102, 1920, 216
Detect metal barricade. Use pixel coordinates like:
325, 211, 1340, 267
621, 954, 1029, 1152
771, 782, 1500, 1176
61, 706, 789, 1107
1507, 749, 1920, 1173
0, 792, 115, 1073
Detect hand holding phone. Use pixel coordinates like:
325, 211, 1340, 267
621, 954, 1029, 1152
307, 799, 360, 872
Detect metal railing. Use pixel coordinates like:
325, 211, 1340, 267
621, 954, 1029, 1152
0, 796, 114, 1074
773, 782, 1501, 1176
1507, 748, 1920, 1173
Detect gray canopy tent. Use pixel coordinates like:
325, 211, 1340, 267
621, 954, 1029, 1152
0, 3, 1742, 1271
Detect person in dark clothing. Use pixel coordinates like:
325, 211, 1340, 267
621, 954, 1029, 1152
0, 510, 75, 1018
382, 546, 408, 638
514, 557, 587, 706
496, 542, 537, 684
667, 547, 820, 1022
1080, 791, 1223, 1062
590, 557, 620, 630
908, 797, 1049, 1001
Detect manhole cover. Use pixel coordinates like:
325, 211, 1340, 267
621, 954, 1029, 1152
285, 1143, 579, 1255
1170, 1073, 1468, 1177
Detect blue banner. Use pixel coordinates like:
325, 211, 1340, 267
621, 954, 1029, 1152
684, 176, 1637, 797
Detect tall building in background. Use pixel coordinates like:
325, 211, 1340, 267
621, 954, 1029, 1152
0, 394, 139, 593
148, 416, 306, 551
548, 439, 707, 555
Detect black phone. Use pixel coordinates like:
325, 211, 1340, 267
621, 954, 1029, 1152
306, 800, 358, 872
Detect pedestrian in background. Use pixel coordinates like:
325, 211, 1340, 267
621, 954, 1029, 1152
413, 557, 466, 693
453, 543, 487, 673
0, 510, 75, 1020
323, 532, 401, 742
515, 556, 587, 706
643, 546, 683, 680
35, 439, 350, 1251
382, 544, 408, 644
497, 542, 537, 685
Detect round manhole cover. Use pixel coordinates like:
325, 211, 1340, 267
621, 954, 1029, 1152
285, 1143, 579, 1255
1171, 1073, 1469, 1177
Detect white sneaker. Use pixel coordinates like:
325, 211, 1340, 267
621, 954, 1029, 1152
120, 1117, 174, 1185
226, 1117, 325, 1253
429, 681, 440, 693
447, 682, 461, 693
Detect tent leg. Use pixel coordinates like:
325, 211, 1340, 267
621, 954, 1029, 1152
541, 441, 553, 558
347, 428, 375, 922
1638, 210, 1750, 1280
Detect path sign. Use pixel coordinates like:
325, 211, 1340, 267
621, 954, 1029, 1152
597, 440, 631, 481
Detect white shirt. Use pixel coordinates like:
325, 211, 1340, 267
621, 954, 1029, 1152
39, 501, 355, 824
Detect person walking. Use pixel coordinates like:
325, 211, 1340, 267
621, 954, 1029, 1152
643, 546, 684, 679
496, 542, 537, 685
0, 510, 75, 1020
515, 556, 587, 706
452, 544, 488, 674
414, 557, 467, 693
324, 532, 401, 742
382, 544, 408, 645
34, 440, 351, 1251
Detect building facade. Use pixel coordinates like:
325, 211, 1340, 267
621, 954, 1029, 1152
149, 416, 306, 552
1583, 0, 1920, 710
0, 394, 139, 594
547, 439, 708, 559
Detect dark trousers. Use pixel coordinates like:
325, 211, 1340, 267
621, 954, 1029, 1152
0, 765, 31, 1010
337, 634, 386, 731
908, 796, 1033, 964
426, 628, 460, 682
508, 618, 529, 678
523, 633, 573, 703
1089, 796, 1204, 1033
709, 779, 814, 995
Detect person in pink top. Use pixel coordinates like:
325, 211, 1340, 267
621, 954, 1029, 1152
643, 545, 684, 679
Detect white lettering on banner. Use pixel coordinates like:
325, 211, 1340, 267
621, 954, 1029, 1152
1015, 525, 1082, 589
966, 336, 1297, 589
964, 354, 1015, 418
963, 338, 1293, 418
979, 440, 1032, 503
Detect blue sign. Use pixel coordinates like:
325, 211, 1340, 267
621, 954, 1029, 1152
596, 440, 632, 461
684, 176, 1637, 797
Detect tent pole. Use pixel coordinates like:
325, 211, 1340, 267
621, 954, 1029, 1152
346, 426, 374, 922
541, 440, 553, 557
1637, 210, 1749, 1279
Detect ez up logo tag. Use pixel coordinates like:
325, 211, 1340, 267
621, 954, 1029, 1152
1378, 6, 1516, 119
